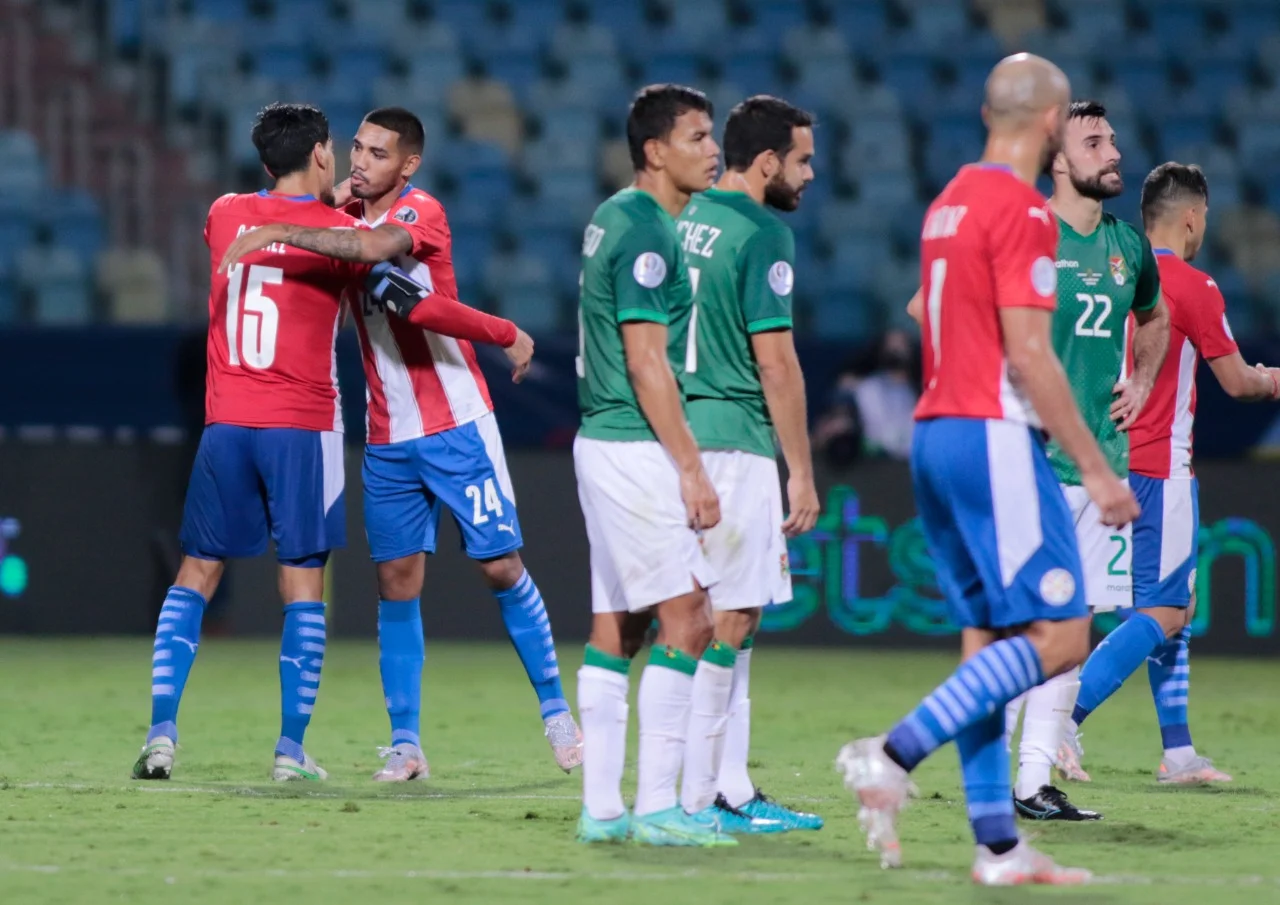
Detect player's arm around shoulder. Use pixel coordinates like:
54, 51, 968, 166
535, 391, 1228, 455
216, 207, 413, 273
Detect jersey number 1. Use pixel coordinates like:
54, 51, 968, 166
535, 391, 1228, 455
685, 266, 702, 373
226, 264, 282, 369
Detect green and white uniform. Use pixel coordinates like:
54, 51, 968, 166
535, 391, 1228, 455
1049, 212, 1161, 611
575, 187, 717, 613
676, 189, 795, 611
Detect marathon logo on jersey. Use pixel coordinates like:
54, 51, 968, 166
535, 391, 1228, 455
633, 252, 667, 288
393, 207, 418, 225
1109, 256, 1128, 286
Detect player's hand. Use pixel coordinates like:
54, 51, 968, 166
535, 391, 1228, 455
1082, 469, 1140, 529
782, 471, 820, 537
680, 465, 721, 531
504, 328, 534, 383
1109, 377, 1151, 432
218, 223, 289, 274
333, 179, 352, 208
1255, 363, 1280, 399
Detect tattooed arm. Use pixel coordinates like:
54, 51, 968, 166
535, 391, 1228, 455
218, 223, 412, 272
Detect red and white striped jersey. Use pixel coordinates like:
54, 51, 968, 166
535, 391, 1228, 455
915, 164, 1061, 426
344, 184, 495, 445
1128, 250, 1238, 478
204, 191, 365, 432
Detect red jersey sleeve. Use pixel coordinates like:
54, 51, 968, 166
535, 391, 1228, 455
386, 191, 450, 260
1181, 273, 1238, 360
989, 194, 1059, 311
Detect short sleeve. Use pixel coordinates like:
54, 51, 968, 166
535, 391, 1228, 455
1182, 275, 1238, 360
991, 197, 1059, 310
387, 191, 451, 259
1132, 232, 1161, 312
738, 222, 795, 333
613, 219, 677, 325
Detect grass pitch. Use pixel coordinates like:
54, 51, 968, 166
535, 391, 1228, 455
1, 638, 1278, 904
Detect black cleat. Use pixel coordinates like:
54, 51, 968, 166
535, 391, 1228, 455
1014, 784, 1102, 821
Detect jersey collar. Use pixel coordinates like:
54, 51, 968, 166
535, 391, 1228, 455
258, 189, 317, 202
1153, 248, 1177, 256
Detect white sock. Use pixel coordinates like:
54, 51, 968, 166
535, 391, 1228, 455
1004, 692, 1026, 756
679, 648, 736, 815
577, 665, 629, 821
1015, 668, 1081, 799
635, 658, 695, 817
717, 645, 754, 808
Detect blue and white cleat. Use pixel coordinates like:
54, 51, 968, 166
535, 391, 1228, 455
691, 794, 787, 834
576, 808, 631, 843
737, 788, 824, 831
632, 806, 738, 847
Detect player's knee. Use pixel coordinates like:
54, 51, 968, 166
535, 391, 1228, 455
1024, 616, 1091, 675
174, 555, 224, 600
376, 555, 424, 601
714, 608, 760, 648
477, 552, 524, 590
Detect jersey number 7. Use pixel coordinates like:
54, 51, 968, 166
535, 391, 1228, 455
226, 263, 282, 369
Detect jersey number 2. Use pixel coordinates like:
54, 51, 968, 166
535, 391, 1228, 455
226, 264, 282, 369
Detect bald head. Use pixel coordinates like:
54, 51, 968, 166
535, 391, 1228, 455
984, 53, 1070, 129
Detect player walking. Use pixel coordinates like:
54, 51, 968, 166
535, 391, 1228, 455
219, 107, 579, 779
838, 55, 1137, 885
1065, 163, 1280, 782
572, 85, 730, 847
673, 95, 822, 833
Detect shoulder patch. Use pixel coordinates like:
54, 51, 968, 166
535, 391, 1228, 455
768, 260, 794, 296
393, 206, 418, 224
633, 251, 667, 288
1031, 256, 1057, 297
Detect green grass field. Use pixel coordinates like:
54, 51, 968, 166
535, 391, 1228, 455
1, 639, 1278, 904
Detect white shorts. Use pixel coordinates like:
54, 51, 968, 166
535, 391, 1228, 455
574, 436, 719, 614
1061, 481, 1133, 612
700, 450, 793, 612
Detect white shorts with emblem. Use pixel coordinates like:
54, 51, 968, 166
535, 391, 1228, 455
1060, 480, 1133, 612
700, 450, 793, 611
574, 436, 719, 614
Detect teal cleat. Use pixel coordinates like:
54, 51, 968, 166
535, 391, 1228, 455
737, 789, 825, 830
632, 806, 738, 847
693, 794, 787, 834
576, 808, 631, 843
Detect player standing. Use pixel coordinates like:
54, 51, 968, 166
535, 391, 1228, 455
1065, 163, 1280, 781
837, 55, 1137, 885
1003, 102, 1170, 819
219, 107, 579, 779
673, 95, 822, 833
573, 85, 730, 847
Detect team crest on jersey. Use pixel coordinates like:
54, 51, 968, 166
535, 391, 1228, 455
1109, 256, 1128, 286
393, 207, 418, 224
1039, 568, 1076, 606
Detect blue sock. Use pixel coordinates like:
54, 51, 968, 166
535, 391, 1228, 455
147, 586, 207, 743
378, 597, 424, 748
494, 570, 567, 720
886, 636, 1044, 771
957, 709, 1017, 850
1148, 624, 1193, 750
1071, 612, 1166, 727
277, 601, 325, 760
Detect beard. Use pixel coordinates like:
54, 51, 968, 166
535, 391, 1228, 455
764, 172, 805, 212
319, 186, 336, 207
1068, 164, 1123, 201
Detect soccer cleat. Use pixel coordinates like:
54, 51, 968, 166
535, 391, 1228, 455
576, 808, 631, 843
972, 841, 1092, 886
1015, 784, 1102, 821
1157, 754, 1233, 784
1055, 729, 1091, 783
631, 806, 738, 847
131, 736, 175, 780
737, 788, 825, 831
836, 736, 912, 868
544, 711, 583, 773
693, 794, 787, 834
371, 743, 429, 782
272, 751, 328, 782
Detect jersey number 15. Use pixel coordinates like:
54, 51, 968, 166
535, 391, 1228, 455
226, 263, 282, 369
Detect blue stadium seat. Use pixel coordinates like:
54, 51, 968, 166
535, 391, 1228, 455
905, 0, 972, 51
745, 0, 810, 37
587, 2, 650, 36
324, 43, 390, 85
667, 0, 729, 42
0, 216, 34, 271
515, 227, 580, 291
638, 52, 702, 89
496, 287, 563, 331
924, 117, 984, 189
504, 0, 564, 38
404, 51, 465, 93
431, 0, 494, 42
792, 58, 859, 118
470, 21, 543, 58
537, 170, 600, 225
486, 52, 544, 104
537, 108, 600, 146
811, 293, 877, 341
878, 54, 941, 120
818, 199, 892, 242
549, 23, 616, 63
505, 196, 586, 232
843, 118, 912, 178
251, 45, 313, 82
828, 235, 889, 293
45, 190, 105, 263
1237, 122, 1280, 171
858, 171, 918, 211
348, 0, 411, 33
522, 135, 596, 177
1155, 117, 1217, 158
188, 0, 250, 24
830, 0, 889, 56
20, 246, 91, 325
721, 52, 783, 98
781, 25, 849, 65
1109, 61, 1173, 113
564, 56, 627, 104
1190, 61, 1250, 105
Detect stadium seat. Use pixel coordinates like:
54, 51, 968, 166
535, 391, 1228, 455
99, 247, 169, 323
1238, 122, 1280, 172
404, 51, 466, 94
250, 44, 313, 83
430, 0, 495, 42
496, 286, 564, 332
536, 108, 600, 146
20, 245, 92, 325
720, 51, 784, 98
818, 199, 893, 242
745, 0, 811, 37
486, 53, 544, 105
503, 0, 564, 36
347, 0, 411, 33
45, 191, 105, 264
188, 0, 251, 24
792, 58, 860, 118
905, 0, 973, 50
829, 0, 890, 56
637, 53, 703, 90
537, 170, 600, 226
1109, 61, 1174, 115
828, 235, 890, 293
0, 216, 34, 272
878, 53, 942, 120
549, 23, 617, 64
843, 116, 913, 177
522, 135, 596, 178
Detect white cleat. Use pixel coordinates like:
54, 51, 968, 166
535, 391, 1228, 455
131, 736, 175, 780
545, 712, 583, 773
372, 743, 429, 782
272, 751, 328, 782
1157, 753, 1233, 784
972, 841, 1092, 886
836, 736, 912, 869
1055, 729, 1091, 783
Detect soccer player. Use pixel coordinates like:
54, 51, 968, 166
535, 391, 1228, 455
673, 95, 822, 833
1065, 163, 1280, 782
838, 54, 1138, 885
573, 85, 729, 847
218, 107, 580, 779
1003, 101, 1169, 820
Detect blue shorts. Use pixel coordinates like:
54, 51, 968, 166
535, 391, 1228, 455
1131, 473, 1199, 609
362, 413, 523, 563
911, 418, 1087, 629
180, 424, 345, 567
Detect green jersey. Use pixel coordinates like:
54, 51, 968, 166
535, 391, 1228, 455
675, 189, 795, 459
1048, 212, 1161, 484
576, 188, 694, 442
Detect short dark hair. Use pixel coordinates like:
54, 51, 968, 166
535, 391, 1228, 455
1141, 162, 1209, 228
362, 106, 425, 156
1068, 100, 1108, 122
723, 95, 815, 171
626, 84, 714, 171
251, 102, 330, 179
